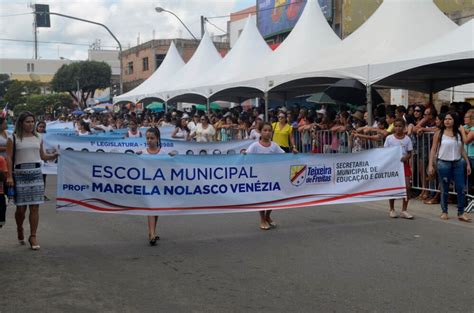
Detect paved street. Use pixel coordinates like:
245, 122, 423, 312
1, 176, 473, 313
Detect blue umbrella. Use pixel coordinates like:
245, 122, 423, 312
72, 110, 84, 115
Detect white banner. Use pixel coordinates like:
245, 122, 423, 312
42, 134, 254, 175
57, 147, 406, 215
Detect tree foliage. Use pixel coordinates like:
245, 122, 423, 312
3, 80, 42, 108
51, 60, 111, 109
0, 74, 12, 99
13, 93, 73, 118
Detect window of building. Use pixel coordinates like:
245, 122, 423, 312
142, 57, 149, 71
127, 61, 133, 75
26, 63, 35, 72
155, 54, 166, 70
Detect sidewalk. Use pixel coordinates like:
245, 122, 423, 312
361, 198, 474, 229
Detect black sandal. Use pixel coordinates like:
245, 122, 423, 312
149, 236, 160, 246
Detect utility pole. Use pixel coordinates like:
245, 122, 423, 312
34, 15, 38, 59
201, 15, 205, 38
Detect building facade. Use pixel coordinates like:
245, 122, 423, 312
120, 39, 230, 93
228, 6, 257, 48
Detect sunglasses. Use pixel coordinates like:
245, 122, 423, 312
278, 116, 285, 118
414, 110, 421, 112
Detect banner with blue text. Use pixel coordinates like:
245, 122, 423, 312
42, 133, 253, 174
57, 147, 406, 215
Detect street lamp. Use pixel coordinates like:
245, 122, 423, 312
36, 11, 123, 95
155, 7, 198, 40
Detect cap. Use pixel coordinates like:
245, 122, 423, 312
316, 108, 326, 115
223, 112, 232, 118
279, 107, 288, 113
182, 113, 190, 119
257, 114, 264, 120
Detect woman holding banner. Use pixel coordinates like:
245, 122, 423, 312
6, 112, 58, 250
137, 127, 163, 245
246, 122, 285, 230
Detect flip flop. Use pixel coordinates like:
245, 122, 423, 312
260, 225, 271, 230
268, 221, 277, 228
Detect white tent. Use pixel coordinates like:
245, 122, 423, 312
166, 16, 273, 103
203, 0, 345, 100
263, 0, 345, 98
150, 31, 223, 103
273, 0, 459, 89
113, 42, 184, 104
370, 19, 474, 92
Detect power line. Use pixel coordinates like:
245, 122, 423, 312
0, 38, 118, 49
206, 0, 305, 20
0, 12, 32, 18
204, 18, 227, 34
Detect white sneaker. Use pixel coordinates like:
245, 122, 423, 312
389, 210, 398, 218
400, 211, 414, 219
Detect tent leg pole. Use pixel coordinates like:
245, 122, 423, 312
264, 92, 269, 123
428, 80, 434, 107
164, 101, 168, 114
366, 84, 373, 126
206, 98, 210, 113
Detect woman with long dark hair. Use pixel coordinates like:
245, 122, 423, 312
428, 111, 471, 222
6, 112, 58, 249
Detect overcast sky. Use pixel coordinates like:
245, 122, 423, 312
0, 0, 256, 60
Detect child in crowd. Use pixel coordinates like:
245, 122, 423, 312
384, 118, 414, 219
246, 122, 285, 230
124, 118, 142, 138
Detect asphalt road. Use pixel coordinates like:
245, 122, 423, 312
0, 176, 473, 313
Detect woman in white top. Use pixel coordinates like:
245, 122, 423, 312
428, 111, 471, 222
6, 112, 58, 250
76, 120, 91, 136
171, 118, 189, 141
246, 122, 285, 230
249, 118, 263, 141
191, 116, 216, 142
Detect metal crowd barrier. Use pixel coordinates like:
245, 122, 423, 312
294, 129, 383, 154
199, 126, 474, 211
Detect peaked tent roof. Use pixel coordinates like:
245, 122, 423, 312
150, 31, 223, 102
371, 19, 474, 92
113, 42, 184, 103
206, 0, 344, 99
268, 0, 340, 77
166, 16, 273, 102
279, 0, 459, 87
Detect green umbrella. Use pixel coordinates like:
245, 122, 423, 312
146, 102, 164, 112
195, 102, 221, 111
